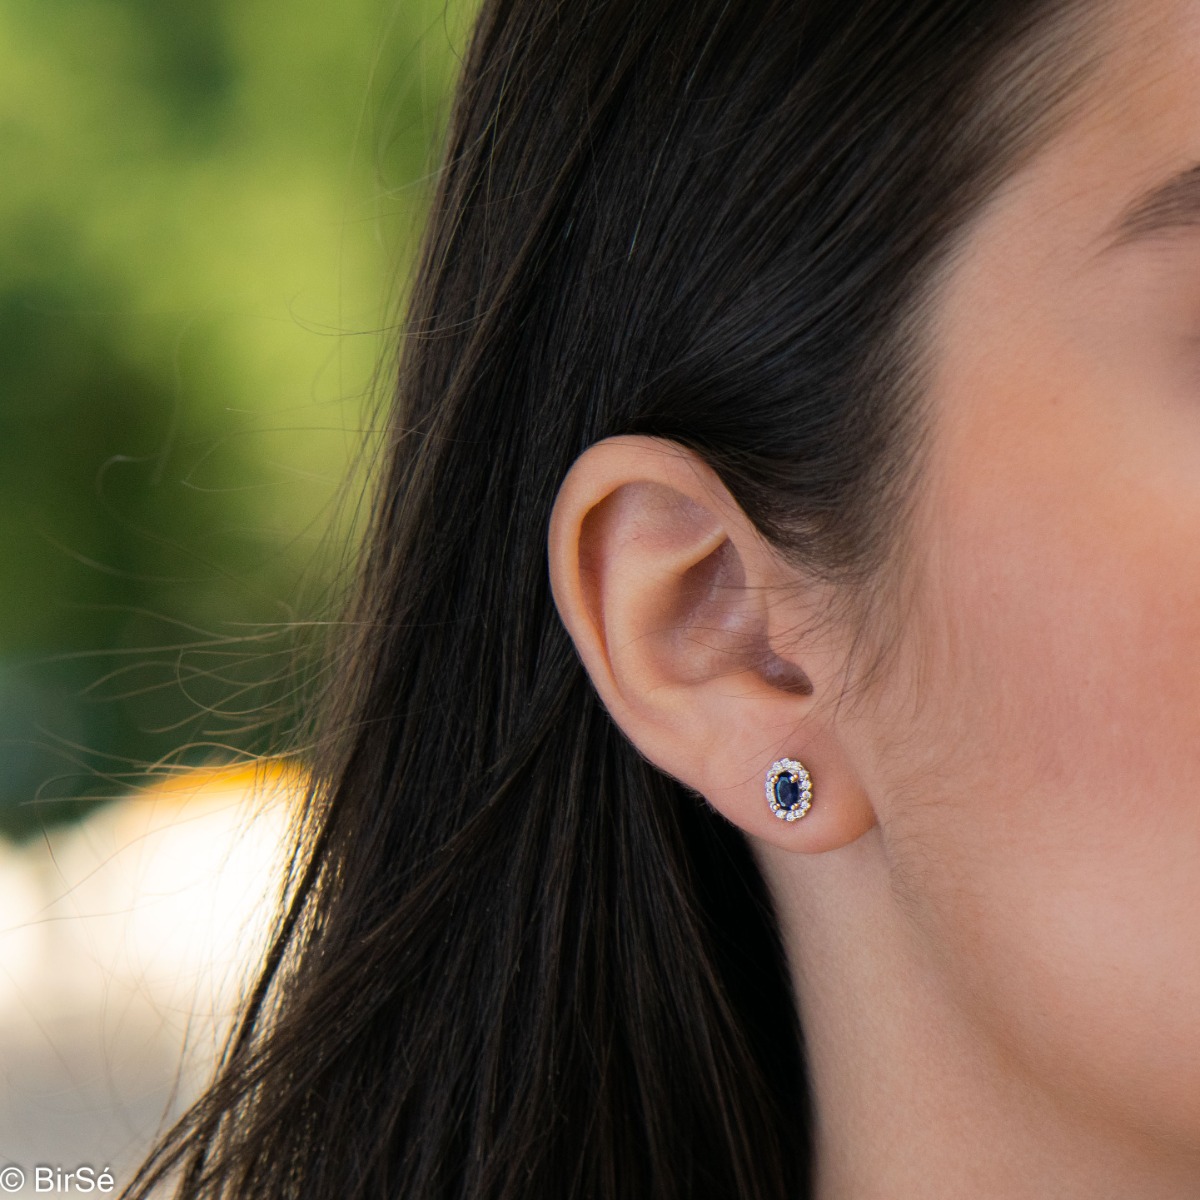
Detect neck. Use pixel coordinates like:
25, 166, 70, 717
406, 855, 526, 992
754, 827, 1200, 1200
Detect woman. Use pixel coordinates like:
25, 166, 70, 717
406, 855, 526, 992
127, 0, 1200, 1196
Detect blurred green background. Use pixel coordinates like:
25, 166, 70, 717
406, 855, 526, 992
0, 0, 473, 839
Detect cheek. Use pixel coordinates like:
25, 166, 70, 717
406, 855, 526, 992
875, 397, 1200, 1140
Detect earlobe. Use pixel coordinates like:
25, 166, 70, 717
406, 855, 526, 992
548, 434, 877, 854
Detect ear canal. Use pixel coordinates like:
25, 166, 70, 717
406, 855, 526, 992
757, 640, 814, 696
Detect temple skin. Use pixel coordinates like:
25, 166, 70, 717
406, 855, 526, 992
550, 1, 1200, 1194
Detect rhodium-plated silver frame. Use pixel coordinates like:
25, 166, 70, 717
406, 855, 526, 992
764, 757, 813, 822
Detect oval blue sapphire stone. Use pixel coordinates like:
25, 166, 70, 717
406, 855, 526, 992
774, 772, 802, 811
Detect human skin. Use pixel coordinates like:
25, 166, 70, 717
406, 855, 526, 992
548, 0, 1200, 1195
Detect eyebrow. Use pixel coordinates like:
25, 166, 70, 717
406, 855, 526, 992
1104, 162, 1200, 249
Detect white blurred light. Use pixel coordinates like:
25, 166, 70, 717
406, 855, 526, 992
0, 762, 299, 1189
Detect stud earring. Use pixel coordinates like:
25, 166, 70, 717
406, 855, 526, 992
765, 757, 812, 821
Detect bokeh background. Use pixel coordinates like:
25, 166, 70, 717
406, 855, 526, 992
0, 0, 476, 1187
0, 0, 473, 839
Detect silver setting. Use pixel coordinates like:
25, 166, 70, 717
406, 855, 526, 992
765, 757, 812, 822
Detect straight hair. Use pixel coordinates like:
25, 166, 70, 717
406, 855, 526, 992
125, 2, 1104, 1197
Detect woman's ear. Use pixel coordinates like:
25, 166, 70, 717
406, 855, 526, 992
547, 434, 876, 853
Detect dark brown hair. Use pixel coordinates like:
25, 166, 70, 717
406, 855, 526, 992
126, 2, 1104, 1196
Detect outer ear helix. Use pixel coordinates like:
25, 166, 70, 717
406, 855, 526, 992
765, 757, 813, 822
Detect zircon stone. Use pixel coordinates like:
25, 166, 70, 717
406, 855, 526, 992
774, 772, 803, 811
